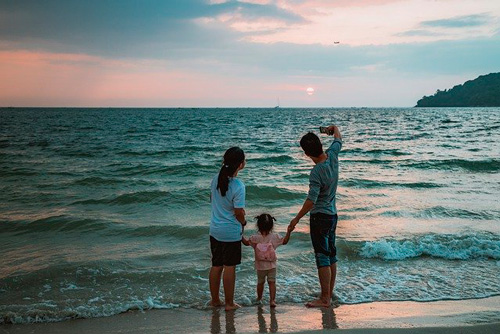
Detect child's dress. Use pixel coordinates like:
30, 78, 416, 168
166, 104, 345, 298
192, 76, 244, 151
249, 233, 284, 283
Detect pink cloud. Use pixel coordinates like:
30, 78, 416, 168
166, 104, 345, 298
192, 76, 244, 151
0, 50, 283, 107
206, 0, 500, 46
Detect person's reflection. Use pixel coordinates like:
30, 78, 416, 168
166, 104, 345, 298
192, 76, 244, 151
321, 307, 338, 329
225, 309, 236, 333
210, 308, 237, 334
210, 308, 221, 334
257, 306, 267, 333
257, 306, 279, 333
269, 307, 278, 333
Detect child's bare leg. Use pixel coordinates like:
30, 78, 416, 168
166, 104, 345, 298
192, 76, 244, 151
223, 265, 240, 311
257, 282, 265, 301
209, 266, 223, 306
269, 281, 276, 307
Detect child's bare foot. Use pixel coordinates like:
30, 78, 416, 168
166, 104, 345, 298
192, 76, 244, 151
209, 299, 224, 307
270, 300, 277, 308
305, 299, 330, 308
225, 303, 241, 311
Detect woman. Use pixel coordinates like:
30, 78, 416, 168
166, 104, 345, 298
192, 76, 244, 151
209, 147, 246, 311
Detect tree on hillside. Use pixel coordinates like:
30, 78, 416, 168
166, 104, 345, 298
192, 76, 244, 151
416, 73, 500, 107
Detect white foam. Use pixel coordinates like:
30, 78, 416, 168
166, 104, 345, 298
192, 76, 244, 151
360, 233, 500, 260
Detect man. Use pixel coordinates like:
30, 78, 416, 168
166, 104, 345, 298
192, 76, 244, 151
288, 125, 342, 308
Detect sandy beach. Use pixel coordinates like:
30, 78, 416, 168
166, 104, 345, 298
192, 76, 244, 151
2, 296, 499, 333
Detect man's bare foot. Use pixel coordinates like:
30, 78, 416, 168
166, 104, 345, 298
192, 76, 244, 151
305, 299, 330, 308
270, 300, 277, 308
225, 303, 241, 311
209, 299, 224, 307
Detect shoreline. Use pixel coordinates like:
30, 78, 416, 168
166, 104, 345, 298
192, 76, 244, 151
3, 296, 500, 333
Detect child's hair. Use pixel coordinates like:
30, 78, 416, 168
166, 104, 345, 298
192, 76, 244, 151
255, 213, 276, 235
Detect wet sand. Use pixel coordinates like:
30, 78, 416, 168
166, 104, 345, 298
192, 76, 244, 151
2, 296, 499, 333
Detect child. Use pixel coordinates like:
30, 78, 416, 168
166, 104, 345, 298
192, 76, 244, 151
242, 213, 292, 307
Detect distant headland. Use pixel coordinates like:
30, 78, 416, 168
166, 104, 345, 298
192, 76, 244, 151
416, 72, 500, 107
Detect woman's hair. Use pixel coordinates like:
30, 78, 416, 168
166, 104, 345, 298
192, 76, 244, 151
255, 213, 276, 234
217, 146, 245, 197
300, 132, 323, 157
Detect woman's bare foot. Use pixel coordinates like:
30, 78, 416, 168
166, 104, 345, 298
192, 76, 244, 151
225, 303, 241, 311
270, 300, 277, 308
209, 299, 224, 307
305, 299, 330, 308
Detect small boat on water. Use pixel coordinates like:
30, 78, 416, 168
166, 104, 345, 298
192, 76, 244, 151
274, 97, 280, 109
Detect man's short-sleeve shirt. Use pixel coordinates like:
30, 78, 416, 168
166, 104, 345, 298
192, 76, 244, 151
307, 138, 342, 215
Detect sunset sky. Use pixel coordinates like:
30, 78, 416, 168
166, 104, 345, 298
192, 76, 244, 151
1, 0, 499, 107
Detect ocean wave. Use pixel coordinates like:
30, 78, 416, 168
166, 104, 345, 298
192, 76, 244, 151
112, 163, 215, 177
27, 140, 50, 147
72, 190, 173, 205
342, 158, 401, 165
403, 159, 500, 173
114, 224, 208, 239
0, 298, 180, 324
55, 150, 96, 158
0, 139, 9, 148
2, 215, 209, 241
380, 206, 500, 220
72, 176, 155, 187
72, 176, 123, 186
117, 145, 218, 157
2, 215, 116, 235
343, 148, 410, 156
72, 187, 209, 206
247, 155, 294, 163
359, 233, 500, 260
341, 178, 441, 189
246, 185, 303, 201
0, 167, 38, 177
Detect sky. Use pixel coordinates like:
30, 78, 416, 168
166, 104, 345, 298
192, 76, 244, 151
0, 0, 499, 107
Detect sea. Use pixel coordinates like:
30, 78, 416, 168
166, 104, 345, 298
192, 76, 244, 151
1, 107, 499, 324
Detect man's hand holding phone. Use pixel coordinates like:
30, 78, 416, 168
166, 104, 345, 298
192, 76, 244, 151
319, 125, 341, 139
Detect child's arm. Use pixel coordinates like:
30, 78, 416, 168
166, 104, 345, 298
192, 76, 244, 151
241, 236, 251, 246
282, 226, 293, 245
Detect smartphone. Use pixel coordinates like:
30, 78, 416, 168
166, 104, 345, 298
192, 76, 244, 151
319, 126, 333, 135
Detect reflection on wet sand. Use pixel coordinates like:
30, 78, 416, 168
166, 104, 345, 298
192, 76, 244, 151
210, 306, 338, 333
257, 306, 278, 333
210, 308, 237, 334
321, 306, 338, 329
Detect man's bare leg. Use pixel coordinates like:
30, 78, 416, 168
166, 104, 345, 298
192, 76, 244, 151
306, 266, 331, 308
209, 266, 224, 307
329, 263, 337, 299
223, 265, 241, 311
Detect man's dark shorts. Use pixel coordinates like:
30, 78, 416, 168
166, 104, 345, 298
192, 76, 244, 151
310, 213, 338, 268
210, 235, 242, 267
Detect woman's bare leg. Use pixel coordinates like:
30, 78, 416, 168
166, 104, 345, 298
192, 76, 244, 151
209, 266, 224, 307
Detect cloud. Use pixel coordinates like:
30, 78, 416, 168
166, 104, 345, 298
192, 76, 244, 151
397, 29, 441, 37
1, 0, 499, 107
0, 0, 303, 57
421, 13, 492, 28
213, 0, 303, 22
397, 12, 498, 41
